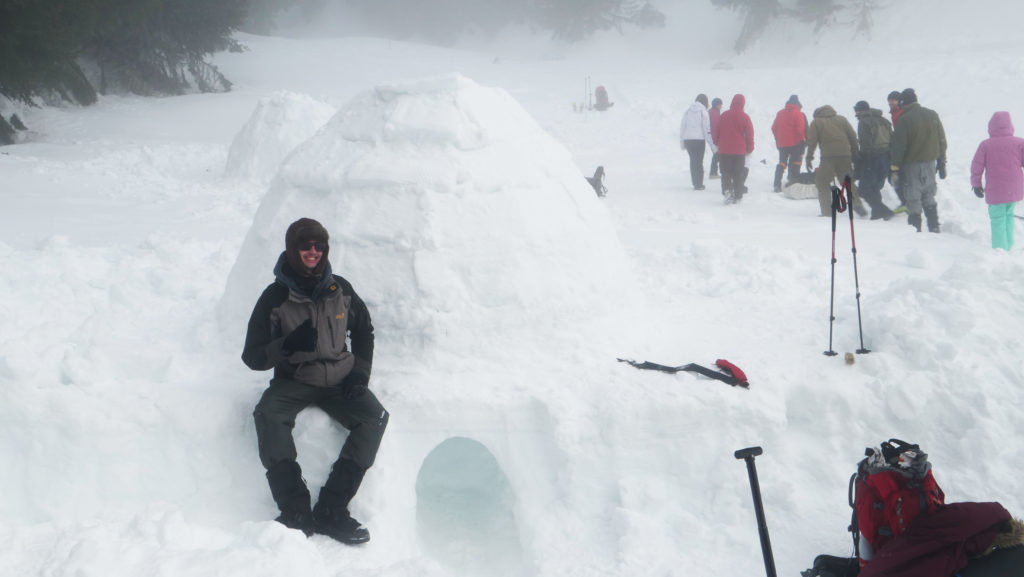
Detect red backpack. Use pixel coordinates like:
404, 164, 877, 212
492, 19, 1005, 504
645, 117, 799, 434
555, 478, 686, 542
850, 439, 945, 567
594, 86, 611, 111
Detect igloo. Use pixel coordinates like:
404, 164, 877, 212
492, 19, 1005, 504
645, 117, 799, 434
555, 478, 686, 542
219, 73, 635, 364
223, 90, 335, 182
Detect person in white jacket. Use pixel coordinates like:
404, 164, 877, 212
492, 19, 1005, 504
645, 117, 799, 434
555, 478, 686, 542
680, 94, 716, 190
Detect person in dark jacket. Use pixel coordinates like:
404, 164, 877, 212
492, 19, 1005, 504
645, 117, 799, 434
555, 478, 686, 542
242, 217, 388, 545
712, 94, 755, 204
709, 97, 723, 178
854, 100, 895, 220
890, 88, 948, 232
771, 94, 808, 192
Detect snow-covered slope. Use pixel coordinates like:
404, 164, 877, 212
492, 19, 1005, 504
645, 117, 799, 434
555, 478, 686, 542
3, 2, 1024, 576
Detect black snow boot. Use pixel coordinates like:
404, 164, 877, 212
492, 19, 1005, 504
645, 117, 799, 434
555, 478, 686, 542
924, 205, 941, 233
313, 458, 370, 545
773, 164, 785, 192
266, 460, 315, 536
908, 213, 923, 232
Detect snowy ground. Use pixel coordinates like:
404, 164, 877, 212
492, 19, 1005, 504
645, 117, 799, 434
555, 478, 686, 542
3, 2, 1024, 576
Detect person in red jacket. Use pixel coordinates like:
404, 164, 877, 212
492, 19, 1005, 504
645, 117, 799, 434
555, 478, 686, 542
771, 94, 808, 192
712, 94, 755, 204
887, 90, 903, 126
709, 97, 723, 178
886, 90, 907, 210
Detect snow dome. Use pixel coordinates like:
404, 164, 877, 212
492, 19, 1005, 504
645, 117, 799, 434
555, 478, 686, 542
220, 74, 635, 363
223, 90, 335, 182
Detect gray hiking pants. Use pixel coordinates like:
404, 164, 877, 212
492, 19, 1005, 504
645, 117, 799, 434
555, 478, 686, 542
899, 161, 938, 218
253, 379, 389, 470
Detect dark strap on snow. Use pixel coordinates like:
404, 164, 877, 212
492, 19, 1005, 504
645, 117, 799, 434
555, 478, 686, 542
617, 358, 749, 388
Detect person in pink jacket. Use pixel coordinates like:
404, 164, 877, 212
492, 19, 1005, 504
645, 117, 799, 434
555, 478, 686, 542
712, 94, 755, 204
970, 111, 1024, 250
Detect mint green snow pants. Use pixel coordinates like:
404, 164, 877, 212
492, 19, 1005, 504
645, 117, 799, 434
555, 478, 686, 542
989, 202, 1016, 250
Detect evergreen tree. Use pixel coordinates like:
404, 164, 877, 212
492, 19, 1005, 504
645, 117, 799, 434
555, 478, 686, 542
854, 0, 876, 37
0, 1, 97, 105
711, 0, 781, 52
83, 0, 246, 96
794, 0, 840, 32
0, 115, 15, 145
0, 0, 246, 105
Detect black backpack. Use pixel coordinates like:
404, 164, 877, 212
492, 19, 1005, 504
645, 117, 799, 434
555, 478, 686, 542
801, 554, 859, 577
586, 166, 607, 197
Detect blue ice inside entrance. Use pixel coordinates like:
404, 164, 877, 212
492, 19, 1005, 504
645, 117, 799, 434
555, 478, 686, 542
415, 436, 530, 576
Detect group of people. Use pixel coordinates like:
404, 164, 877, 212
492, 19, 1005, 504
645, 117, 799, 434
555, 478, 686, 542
679, 88, 1022, 248
679, 93, 753, 204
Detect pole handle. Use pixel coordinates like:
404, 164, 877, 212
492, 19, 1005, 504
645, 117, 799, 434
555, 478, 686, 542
735, 446, 763, 460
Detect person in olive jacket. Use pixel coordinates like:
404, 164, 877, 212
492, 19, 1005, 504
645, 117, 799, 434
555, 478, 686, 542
243, 217, 388, 545
890, 88, 947, 232
805, 105, 866, 217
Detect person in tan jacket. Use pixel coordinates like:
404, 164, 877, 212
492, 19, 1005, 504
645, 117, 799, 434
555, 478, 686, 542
806, 105, 866, 217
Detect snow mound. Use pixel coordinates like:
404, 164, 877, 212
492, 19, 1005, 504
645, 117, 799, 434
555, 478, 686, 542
223, 91, 335, 181
220, 74, 635, 363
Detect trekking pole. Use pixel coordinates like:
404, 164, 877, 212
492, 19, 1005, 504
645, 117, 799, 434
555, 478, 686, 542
824, 183, 845, 356
735, 447, 778, 577
843, 175, 871, 354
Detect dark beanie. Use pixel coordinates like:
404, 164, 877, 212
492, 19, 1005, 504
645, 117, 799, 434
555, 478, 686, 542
787, 94, 801, 106
899, 88, 917, 106
887, 90, 901, 101
285, 217, 329, 277
854, 100, 870, 113
696, 94, 709, 107
711, 97, 723, 107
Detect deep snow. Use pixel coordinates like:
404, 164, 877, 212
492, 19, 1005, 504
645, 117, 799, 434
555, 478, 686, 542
3, 2, 1024, 576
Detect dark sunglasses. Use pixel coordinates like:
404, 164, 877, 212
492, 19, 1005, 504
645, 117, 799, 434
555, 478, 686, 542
299, 241, 327, 252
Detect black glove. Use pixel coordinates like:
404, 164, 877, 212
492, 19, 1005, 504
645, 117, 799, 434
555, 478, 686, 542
340, 371, 369, 400
974, 186, 985, 198
937, 157, 947, 179
282, 319, 317, 353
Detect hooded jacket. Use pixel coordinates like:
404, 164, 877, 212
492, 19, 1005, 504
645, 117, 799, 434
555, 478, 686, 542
971, 112, 1024, 205
806, 105, 858, 162
771, 103, 807, 148
679, 101, 713, 145
713, 94, 755, 156
242, 253, 375, 388
890, 101, 947, 167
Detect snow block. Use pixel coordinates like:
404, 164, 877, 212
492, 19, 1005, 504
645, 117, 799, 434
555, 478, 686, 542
223, 91, 335, 182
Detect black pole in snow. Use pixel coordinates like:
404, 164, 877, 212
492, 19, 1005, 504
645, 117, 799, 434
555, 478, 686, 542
844, 175, 871, 354
825, 184, 840, 356
735, 446, 777, 577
